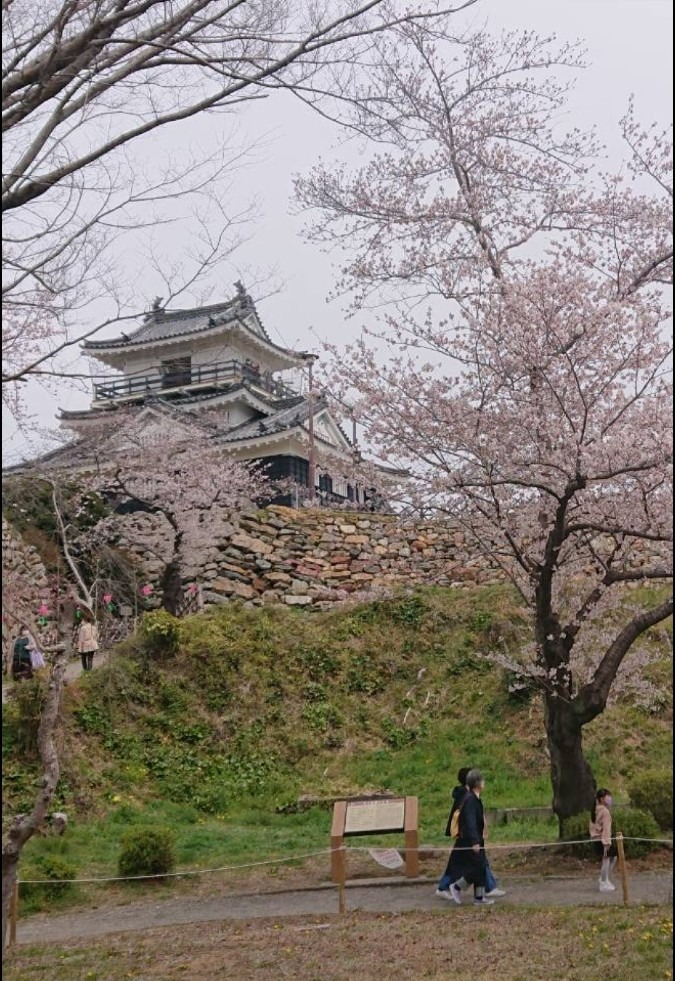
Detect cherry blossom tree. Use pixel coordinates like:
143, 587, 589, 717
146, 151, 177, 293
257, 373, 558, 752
296, 24, 673, 823
2, 0, 478, 419
40, 408, 273, 614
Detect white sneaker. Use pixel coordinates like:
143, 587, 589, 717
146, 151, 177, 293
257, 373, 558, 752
485, 888, 506, 898
435, 889, 453, 900
473, 898, 495, 906
449, 883, 462, 905
599, 880, 616, 892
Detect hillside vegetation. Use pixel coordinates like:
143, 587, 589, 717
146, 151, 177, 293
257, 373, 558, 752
2, 586, 672, 903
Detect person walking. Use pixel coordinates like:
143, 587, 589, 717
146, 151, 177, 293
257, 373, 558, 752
436, 766, 505, 900
12, 626, 34, 681
26, 627, 46, 670
590, 788, 617, 892
445, 768, 494, 906
77, 615, 99, 671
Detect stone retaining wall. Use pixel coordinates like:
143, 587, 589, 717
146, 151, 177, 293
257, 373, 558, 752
2, 516, 51, 630
114, 506, 503, 608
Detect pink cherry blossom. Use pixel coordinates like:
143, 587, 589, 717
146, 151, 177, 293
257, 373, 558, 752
296, 25, 673, 823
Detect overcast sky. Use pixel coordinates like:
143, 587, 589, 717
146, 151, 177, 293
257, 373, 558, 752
3, 0, 672, 463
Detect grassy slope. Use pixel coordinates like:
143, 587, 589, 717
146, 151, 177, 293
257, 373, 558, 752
2, 586, 672, 910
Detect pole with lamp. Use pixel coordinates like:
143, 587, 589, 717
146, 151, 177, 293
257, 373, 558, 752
303, 353, 319, 502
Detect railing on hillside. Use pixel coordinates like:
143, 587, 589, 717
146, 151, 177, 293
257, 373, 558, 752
93, 360, 296, 403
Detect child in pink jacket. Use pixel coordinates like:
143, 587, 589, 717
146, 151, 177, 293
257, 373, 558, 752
589, 788, 617, 892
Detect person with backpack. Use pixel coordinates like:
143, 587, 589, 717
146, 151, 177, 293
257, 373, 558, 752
435, 766, 505, 900
590, 788, 618, 892
12, 626, 34, 681
441, 768, 494, 906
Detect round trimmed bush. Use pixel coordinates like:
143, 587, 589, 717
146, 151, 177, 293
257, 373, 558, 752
138, 610, 180, 659
22, 855, 77, 903
613, 807, 662, 858
560, 807, 661, 860
118, 826, 176, 879
628, 771, 673, 831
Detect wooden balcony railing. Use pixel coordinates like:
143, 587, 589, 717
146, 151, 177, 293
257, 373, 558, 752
93, 360, 296, 402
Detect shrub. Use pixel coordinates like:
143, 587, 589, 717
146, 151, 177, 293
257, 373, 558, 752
561, 807, 661, 860
628, 771, 673, 830
118, 826, 176, 879
613, 807, 662, 858
559, 813, 595, 859
22, 855, 78, 904
38, 856, 78, 898
138, 610, 180, 659
6, 676, 49, 757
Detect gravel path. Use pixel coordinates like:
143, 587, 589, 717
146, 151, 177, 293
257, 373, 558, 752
2, 654, 94, 703
15, 872, 672, 946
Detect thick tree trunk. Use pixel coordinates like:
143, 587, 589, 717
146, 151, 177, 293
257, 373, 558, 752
160, 558, 183, 616
544, 695, 597, 831
1, 644, 69, 955
159, 525, 184, 616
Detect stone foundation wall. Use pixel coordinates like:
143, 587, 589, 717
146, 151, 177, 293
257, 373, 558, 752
2, 516, 51, 629
114, 506, 503, 608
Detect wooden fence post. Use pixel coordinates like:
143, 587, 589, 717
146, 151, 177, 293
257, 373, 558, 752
331, 801, 347, 914
616, 833, 630, 907
9, 880, 19, 946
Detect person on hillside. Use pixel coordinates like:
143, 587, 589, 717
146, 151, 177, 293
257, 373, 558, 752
11, 626, 34, 681
77, 615, 99, 672
590, 788, 617, 892
436, 766, 505, 900
26, 626, 46, 670
444, 768, 494, 907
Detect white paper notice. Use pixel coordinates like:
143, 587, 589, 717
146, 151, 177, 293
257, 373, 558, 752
368, 848, 405, 870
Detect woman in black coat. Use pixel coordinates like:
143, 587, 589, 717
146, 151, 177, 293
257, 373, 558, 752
447, 769, 493, 906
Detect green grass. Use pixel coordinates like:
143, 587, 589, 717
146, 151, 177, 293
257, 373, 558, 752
4, 908, 674, 981
3, 585, 671, 916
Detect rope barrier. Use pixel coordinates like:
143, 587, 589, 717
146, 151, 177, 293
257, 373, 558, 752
16, 836, 672, 885
18, 848, 333, 884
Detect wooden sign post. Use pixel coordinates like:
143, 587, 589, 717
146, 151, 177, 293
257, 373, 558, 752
330, 796, 420, 909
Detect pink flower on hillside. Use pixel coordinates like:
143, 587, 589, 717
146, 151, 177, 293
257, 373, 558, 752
37, 603, 50, 616
140, 584, 154, 597
187, 583, 198, 595
103, 593, 113, 605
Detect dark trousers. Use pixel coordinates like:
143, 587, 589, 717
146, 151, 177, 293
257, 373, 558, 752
80, 652, 94, 671
439, 856, 497, 892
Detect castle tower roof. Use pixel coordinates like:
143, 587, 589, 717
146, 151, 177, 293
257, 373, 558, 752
83, 283, 304, 372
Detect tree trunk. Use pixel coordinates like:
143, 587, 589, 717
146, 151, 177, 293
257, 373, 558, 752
544, 694, 597, 832
160, 558, 183, 616
1, 644, 69, 955
159, 525, 184, 616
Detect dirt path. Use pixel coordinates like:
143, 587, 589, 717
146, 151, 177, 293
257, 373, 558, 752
2, 652, 101, 703
15, 872, 672, 946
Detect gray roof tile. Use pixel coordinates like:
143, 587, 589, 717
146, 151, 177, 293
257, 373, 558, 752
217, 395, 314, 443
83, 286, 294, 354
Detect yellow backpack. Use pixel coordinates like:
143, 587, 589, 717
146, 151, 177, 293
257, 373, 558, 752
449, 807, 461, 839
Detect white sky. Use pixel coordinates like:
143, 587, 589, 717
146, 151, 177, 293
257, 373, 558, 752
3, 0, 672, 463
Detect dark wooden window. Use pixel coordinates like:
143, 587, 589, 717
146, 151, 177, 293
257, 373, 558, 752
318, 473, 333, 494
160, 356, 192, 388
